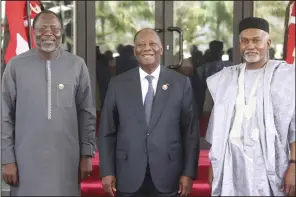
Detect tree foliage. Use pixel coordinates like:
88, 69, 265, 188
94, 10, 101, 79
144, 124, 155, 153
95, 1, 155, 52
0, 1, 290, 57
95, 1, 289, 57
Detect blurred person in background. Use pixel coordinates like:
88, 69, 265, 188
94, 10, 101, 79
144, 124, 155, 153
116, 45, 138, 75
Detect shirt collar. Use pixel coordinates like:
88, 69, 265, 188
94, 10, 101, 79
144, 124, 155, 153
139, 65, 161, 81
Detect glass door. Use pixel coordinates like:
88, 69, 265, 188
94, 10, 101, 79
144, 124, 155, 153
163, 1, 235, 73
87, 1, 256, 145
93, 1, 164, 112
162, 1, 235, 149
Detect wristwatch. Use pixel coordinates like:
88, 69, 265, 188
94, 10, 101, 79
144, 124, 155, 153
87, 151, 96, 158
83, 151, 96, 158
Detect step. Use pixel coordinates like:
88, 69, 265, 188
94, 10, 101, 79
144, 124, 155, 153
81, 180, 210, 196
81, 181, 105, 196
84, 150, 210, 182
190, 180, 211, 196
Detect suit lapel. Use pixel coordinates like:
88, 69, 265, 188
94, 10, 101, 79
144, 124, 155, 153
149, 66, 171, 130
128, 67, 148, 128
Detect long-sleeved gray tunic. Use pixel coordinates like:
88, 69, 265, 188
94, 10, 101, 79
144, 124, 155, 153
1, 48, 96, 196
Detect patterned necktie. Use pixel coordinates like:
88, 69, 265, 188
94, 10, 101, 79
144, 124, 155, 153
144, 75, 154, 125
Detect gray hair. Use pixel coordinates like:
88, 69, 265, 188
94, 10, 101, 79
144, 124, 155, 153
239, 30, 270, 41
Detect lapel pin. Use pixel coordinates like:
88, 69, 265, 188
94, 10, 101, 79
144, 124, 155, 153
58, 84, 64, 89
162, 83, 169, 90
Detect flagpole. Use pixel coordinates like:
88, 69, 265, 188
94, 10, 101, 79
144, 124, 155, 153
26, 0, 32, 49
0, 0, 2, 72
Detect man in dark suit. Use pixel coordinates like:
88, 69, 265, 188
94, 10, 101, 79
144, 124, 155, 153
98, 28, 200, 197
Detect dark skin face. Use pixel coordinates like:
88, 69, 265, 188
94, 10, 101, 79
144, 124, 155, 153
34, 13, 62, 60
134, 29, 163, 74
239, 28, 271, 69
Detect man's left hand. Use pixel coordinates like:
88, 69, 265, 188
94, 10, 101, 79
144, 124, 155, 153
79, 157, 93, 181
281, 163, 295, 196
178, 176, 193, 196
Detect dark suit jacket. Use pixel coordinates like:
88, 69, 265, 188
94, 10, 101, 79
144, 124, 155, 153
98, 66, 200, 193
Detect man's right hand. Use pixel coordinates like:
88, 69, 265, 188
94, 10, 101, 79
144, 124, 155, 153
208, 165, 213, 187
102, 175, 116, 196
2, 163, 18, 186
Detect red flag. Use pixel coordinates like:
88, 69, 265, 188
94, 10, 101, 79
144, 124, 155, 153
285, 2, 295, 64
4, 1, 42, 64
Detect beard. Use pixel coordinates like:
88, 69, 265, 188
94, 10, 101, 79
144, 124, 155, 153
35, 37, 61, 53
41, 41, 61, 52
243, 52, 262, 63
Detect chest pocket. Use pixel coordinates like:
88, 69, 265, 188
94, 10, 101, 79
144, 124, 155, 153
56, 83, 74, 107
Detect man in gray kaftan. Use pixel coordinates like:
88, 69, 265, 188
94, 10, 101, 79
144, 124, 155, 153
206, 17, 295, 196
1, 10, 96, 196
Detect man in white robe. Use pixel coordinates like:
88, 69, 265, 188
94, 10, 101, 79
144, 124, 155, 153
206, 17, 295, 196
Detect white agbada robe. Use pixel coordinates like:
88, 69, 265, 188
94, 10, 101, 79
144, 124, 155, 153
206, 60, 295, 196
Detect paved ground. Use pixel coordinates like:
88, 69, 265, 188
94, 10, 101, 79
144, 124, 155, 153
1, 181, 10, 196
1, 189, 10, 196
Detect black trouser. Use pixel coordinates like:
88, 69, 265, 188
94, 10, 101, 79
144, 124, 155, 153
116, 165, 179, 197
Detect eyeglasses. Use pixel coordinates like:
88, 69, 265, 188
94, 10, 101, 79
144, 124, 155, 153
35, 26, 62, 34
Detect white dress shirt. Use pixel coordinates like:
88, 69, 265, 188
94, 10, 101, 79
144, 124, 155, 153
139, 65, 161, 104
